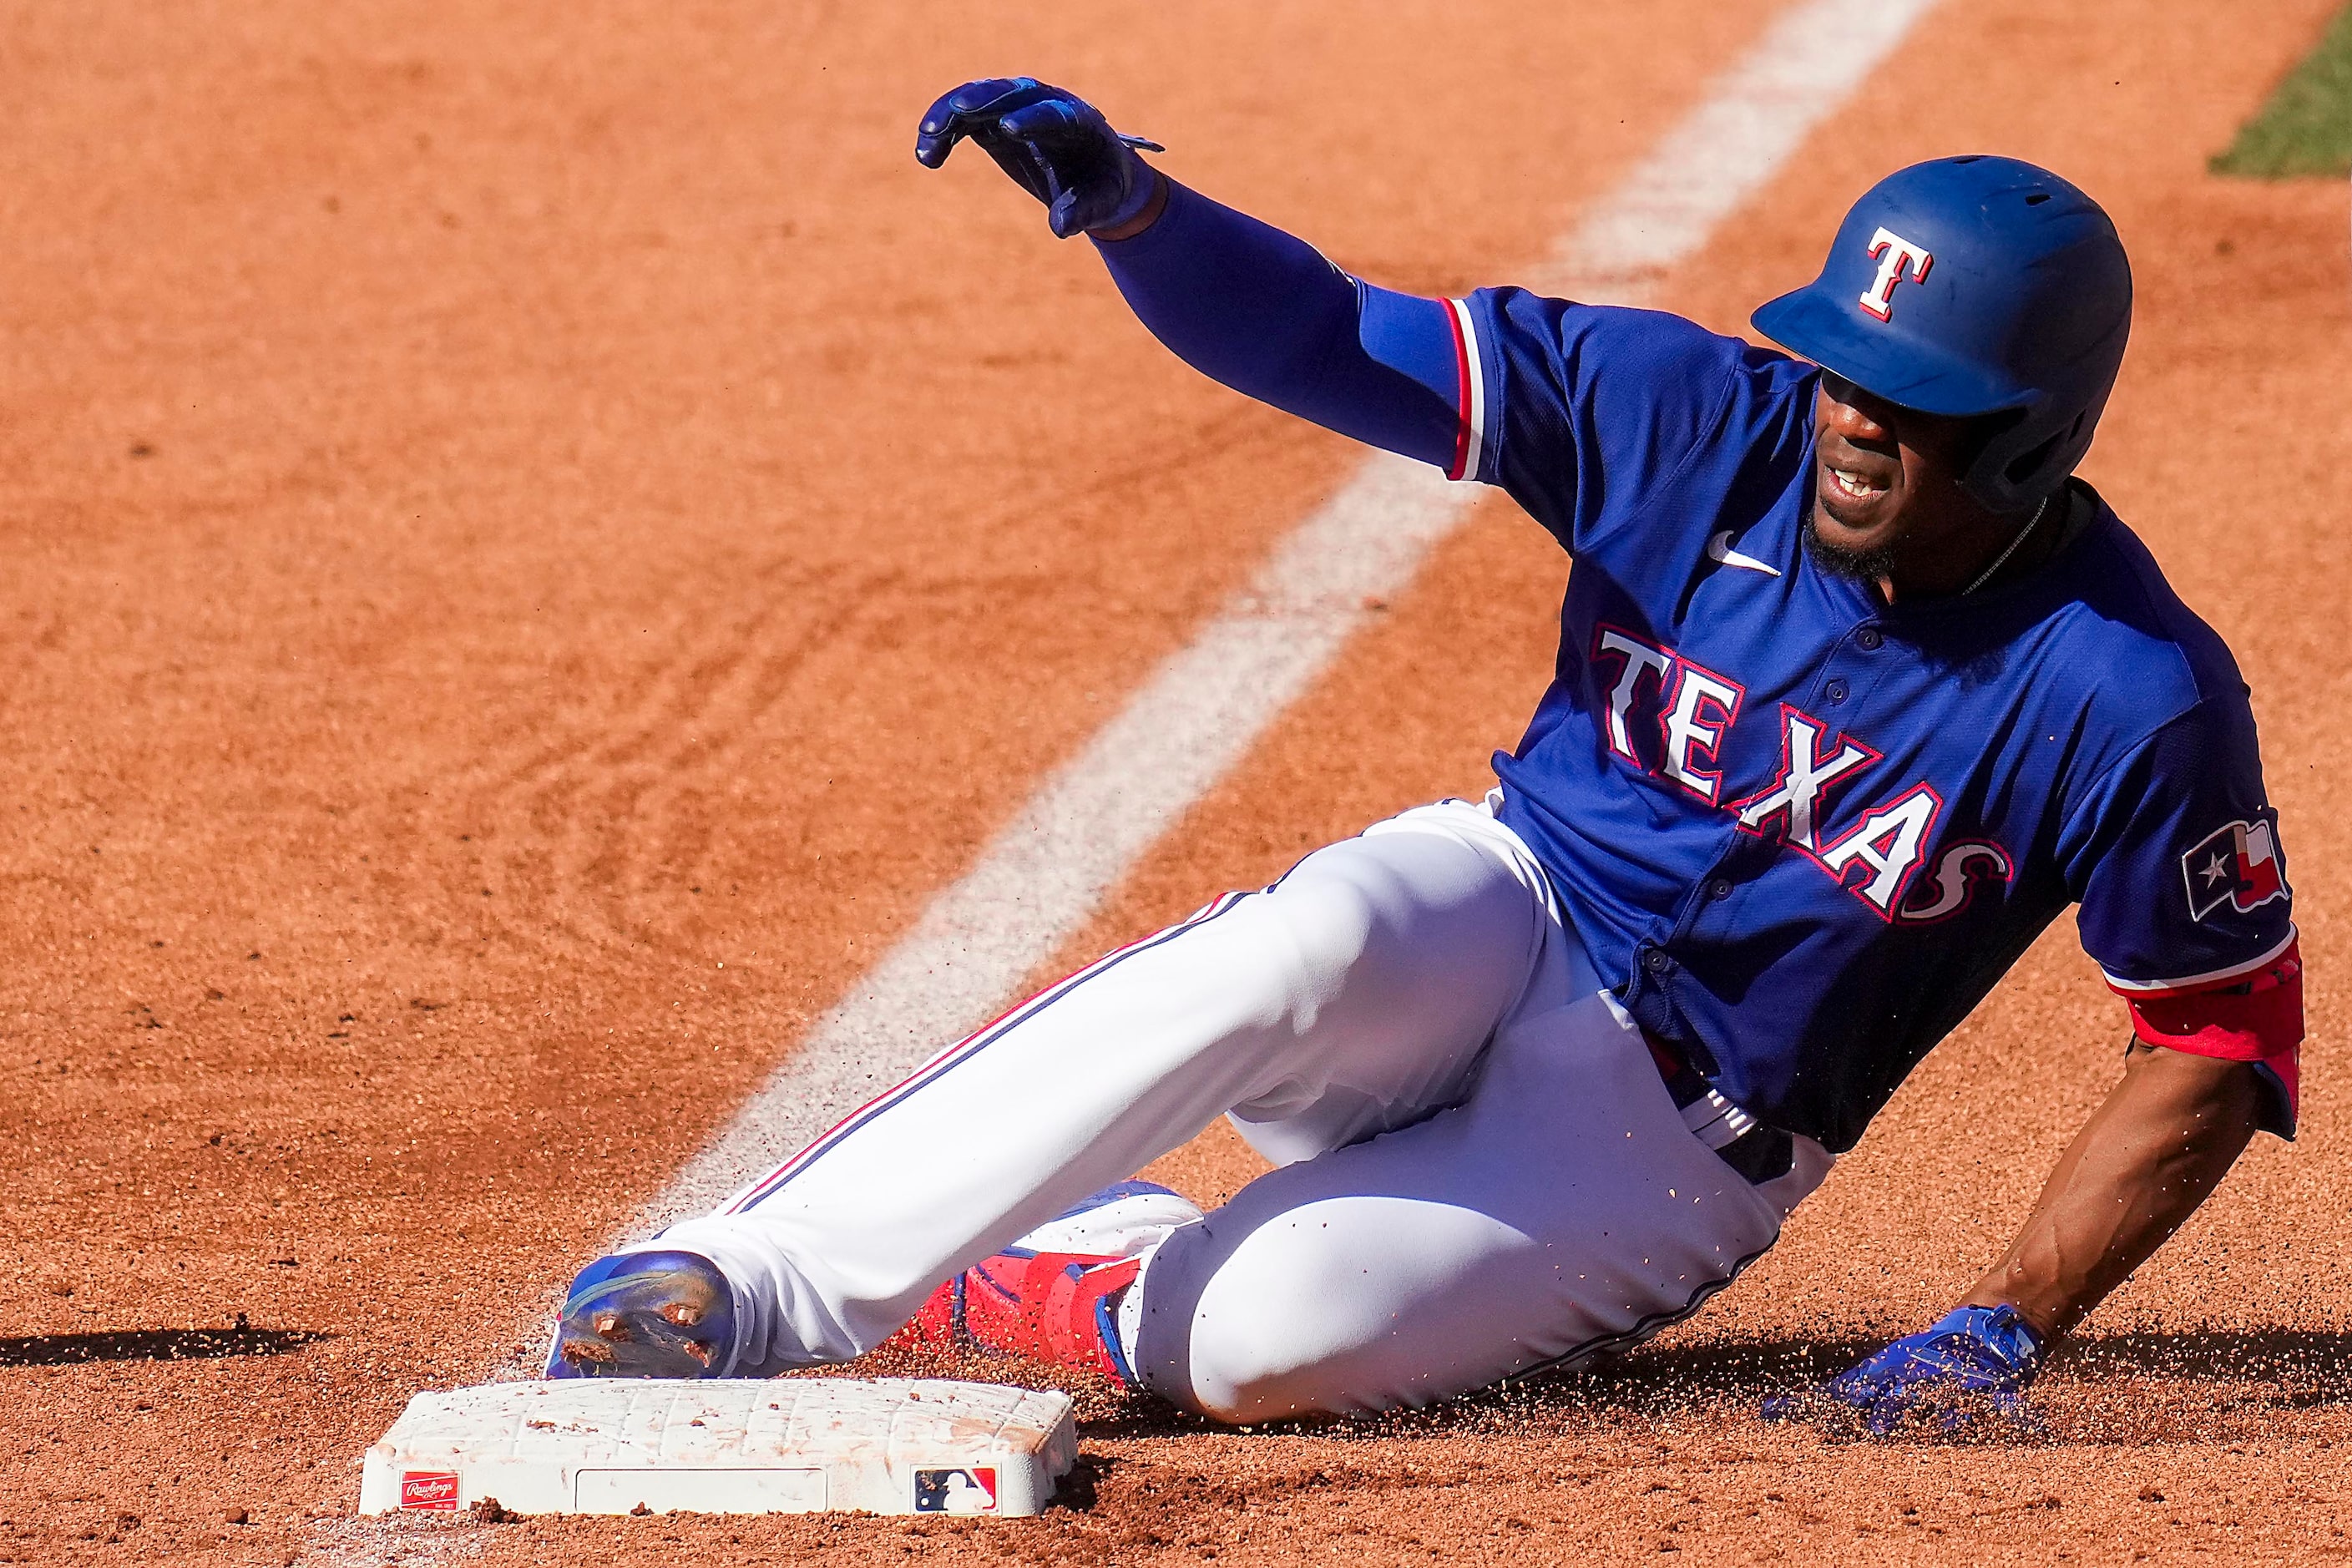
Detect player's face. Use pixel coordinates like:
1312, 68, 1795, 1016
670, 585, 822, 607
1807, 373, 2002, 594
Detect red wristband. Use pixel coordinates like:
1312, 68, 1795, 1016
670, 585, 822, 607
2116, 939, 2303, 1125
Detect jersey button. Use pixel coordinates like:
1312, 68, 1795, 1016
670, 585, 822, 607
1643, 949, 1672, 975
1707, 878, 1734, 901
1855, 626, 1884, 651
1824, 676, 1850, 704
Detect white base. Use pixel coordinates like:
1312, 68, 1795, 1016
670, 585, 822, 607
357, 1378, 1078, 1518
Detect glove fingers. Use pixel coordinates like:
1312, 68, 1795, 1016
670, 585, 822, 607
968, 132, 1054, 205
914, 75, 1153, 238
1864, 1391, 1918, 1437
913, 83, 967, 168
913, 76, 1051, 168
999, 100, 1116, 203
1045, 184, 1090, 240
996, 99, 1090, 145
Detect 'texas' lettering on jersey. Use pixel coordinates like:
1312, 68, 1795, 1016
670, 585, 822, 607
1593, 625, 2014, 924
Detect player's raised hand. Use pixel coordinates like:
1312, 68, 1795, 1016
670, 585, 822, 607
1760, 1305, 2045, 1438
915, 78, 1164, 239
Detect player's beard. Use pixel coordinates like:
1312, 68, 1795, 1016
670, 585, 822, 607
1801, 499, 1901, 584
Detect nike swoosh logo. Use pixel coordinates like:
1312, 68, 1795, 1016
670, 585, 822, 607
1707, 529, 1782, 577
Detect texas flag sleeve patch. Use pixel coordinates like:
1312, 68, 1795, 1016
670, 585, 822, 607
2180, 819, 2288, 922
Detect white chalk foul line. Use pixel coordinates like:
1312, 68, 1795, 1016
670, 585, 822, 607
643, 0, 1943, 1234
649, 453, 1471, 1225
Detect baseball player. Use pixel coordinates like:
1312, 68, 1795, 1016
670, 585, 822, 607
544, 80, 2303, 1434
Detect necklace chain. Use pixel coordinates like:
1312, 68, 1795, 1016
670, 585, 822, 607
1960, 493, 2052, 598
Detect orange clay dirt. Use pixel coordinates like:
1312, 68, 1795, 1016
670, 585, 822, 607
2, 0, 2348, 1563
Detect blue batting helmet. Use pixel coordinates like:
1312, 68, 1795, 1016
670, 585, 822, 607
1752, 155, 2132, 513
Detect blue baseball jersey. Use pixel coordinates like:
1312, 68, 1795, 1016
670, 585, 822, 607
1449, 291, 2296, 1151
1093, 183, 2302, 1155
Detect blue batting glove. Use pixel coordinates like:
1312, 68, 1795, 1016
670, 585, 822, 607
915, 77, 1164, 239
1762, 1304, 2045, 1436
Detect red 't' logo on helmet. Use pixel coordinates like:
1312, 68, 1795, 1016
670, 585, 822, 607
1857, 227, 1934, 321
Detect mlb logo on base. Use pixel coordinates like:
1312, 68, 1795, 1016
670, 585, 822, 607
398, 1471, 462, 1510
913, 1467, 999, 1514
2181, 819, 2287, 920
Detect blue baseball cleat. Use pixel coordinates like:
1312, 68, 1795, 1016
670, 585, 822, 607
546, 1249, 736, 1378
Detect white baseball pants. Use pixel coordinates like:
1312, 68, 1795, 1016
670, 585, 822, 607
643, 797, 1830, 1422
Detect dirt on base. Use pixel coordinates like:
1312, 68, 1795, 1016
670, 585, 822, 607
2, 0, 2348, 1564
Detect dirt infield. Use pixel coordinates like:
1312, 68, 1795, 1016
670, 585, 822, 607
1, 0, 2346, 1563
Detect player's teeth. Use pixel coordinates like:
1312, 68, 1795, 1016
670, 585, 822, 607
1830, 468, 1878, 497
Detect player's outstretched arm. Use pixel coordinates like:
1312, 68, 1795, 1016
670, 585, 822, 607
1768, 1044, 2262, 1436
916, 78, 1471, 474
1962, 1042, 2259, 1334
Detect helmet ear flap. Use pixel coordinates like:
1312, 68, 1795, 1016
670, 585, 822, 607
1960, 394, 2105, 513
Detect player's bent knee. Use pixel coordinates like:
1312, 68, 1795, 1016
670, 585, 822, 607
1133, 1213, 1429, 1424
1242, 835, 1479, 977
1167, 1276, 1426, 1424
1206, 868, 1388, 999
1174, 1321, 1338, 1426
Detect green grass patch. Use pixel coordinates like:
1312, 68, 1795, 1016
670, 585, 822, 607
2211, 3, 2352, 177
